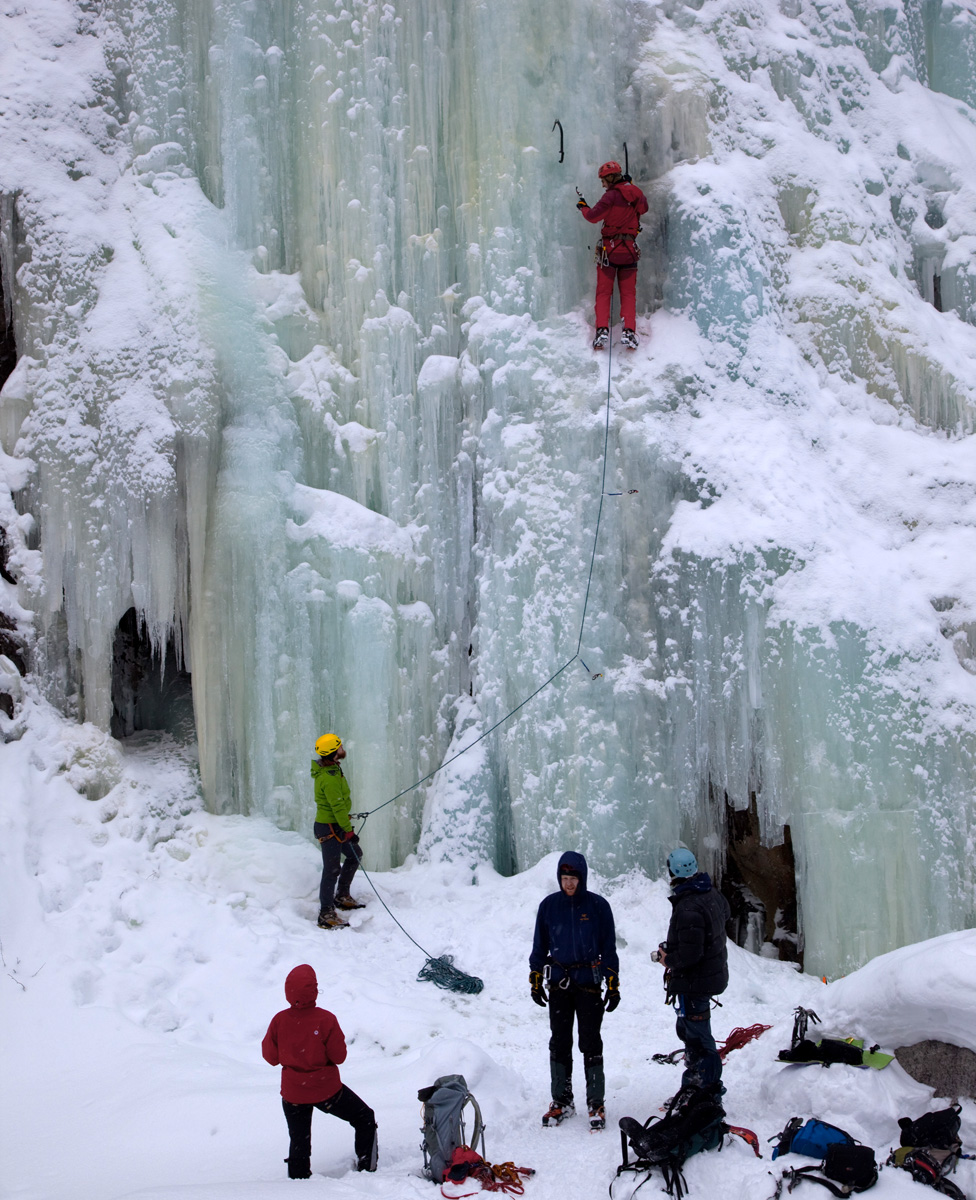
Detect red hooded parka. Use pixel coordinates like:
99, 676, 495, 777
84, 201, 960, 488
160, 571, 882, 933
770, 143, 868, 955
261, 964, 347, 1104
579, 182, 649, 263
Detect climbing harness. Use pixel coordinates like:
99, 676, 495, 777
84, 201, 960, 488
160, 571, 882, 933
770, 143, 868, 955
442, 1157, 536, 1197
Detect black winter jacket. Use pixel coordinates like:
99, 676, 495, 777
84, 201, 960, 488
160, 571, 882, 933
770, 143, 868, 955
665, 873, 730, 997
529, 851, 619, 988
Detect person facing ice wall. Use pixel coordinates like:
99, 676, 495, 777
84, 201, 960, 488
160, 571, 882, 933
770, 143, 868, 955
576, 160, 648, 349
655, 848, 731, 1098
310, 734, 367, 930
262, 964, 378, 1178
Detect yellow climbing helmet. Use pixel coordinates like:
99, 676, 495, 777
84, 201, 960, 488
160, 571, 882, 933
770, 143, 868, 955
315, 733, 343, 758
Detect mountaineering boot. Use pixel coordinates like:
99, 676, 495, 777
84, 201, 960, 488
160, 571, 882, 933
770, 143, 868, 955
592, 327, 609, 350
285, 1156, 312, 1180
661, 1083, 702, 1113
542, 1100, 576, 1126
317, 908, 349, 929
335, 894, 366, 910
589, 1106, 606, 1131
356, 1124, 378, 1173
621, 327, 638, 349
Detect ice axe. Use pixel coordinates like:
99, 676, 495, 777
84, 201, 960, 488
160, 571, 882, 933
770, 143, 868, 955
552, 118, 564, 163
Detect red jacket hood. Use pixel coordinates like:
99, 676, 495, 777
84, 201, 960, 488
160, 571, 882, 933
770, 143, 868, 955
285, 964, 318, 1008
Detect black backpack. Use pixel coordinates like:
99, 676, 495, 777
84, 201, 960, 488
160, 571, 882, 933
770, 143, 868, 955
777, 1007, 867, 1069
778, 1039, 865, 1067
887, 1105, 965, 1198
614, 1088, 757, 1199
899, 1105, 962, 1150
784, 1143, 879, 1196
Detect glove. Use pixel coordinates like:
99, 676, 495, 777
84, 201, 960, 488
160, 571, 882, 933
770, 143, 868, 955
604, 972, 620, 1012
342, 829, 356, 842
530, 970, 548, 1008
621, 173, 632, 183
576, 197, 588, 210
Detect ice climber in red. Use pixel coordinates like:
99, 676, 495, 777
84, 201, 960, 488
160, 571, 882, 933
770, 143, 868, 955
262, 964, 378, 1178
577, 161, 649, 351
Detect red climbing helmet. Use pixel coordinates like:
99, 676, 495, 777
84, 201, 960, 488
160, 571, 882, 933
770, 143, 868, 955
598, 161, 622, 178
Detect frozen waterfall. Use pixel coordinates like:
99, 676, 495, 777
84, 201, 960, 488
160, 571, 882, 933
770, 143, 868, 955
3, 0, 976, 976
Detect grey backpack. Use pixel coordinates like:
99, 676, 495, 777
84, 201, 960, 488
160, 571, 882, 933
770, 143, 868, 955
418, 1074, 486, 1183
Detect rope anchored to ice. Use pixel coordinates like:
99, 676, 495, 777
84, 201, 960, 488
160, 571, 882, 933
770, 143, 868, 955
355, 298, 621, 827
350, 299, 622, 995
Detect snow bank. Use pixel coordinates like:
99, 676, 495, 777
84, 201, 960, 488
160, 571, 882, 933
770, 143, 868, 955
3, 705, 976, 1200
821, 929, 976, 1054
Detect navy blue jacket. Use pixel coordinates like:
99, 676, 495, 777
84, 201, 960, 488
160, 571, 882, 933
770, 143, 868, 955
529, 851, 619, 987
665, 873, 730, 997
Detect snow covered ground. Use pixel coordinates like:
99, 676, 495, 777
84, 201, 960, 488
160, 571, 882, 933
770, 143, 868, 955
3, 701, 976, 1200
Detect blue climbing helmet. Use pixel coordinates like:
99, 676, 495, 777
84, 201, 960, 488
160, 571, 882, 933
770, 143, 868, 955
667, 847, 698, 878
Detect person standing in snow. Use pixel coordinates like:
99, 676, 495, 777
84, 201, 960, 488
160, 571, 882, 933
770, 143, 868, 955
576, 161, 649, 351
262, 963, 377, 1177
529, 851, 620, 1131
655, 848, 731, 1098
311, 734, 365, 930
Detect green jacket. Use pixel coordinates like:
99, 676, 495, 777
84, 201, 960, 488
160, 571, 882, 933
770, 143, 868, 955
310, 759, 352, 831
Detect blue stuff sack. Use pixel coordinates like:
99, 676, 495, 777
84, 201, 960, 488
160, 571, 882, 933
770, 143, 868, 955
772, 1117, 855, 1160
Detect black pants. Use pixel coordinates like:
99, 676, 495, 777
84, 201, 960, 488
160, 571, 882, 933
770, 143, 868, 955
314, 823, 361, 911
282, 1085, 377, 1176
548, 982, 605, 1107
675, 994, 721, 1089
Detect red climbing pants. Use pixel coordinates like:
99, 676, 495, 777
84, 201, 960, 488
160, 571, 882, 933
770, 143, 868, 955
595, 264, 637, 330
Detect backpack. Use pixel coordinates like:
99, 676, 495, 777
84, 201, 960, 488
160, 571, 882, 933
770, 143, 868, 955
784, 1144, 879, 1196
615, 1089, 758, 1199
778, 1007, 868, 1068
898, 1105, 962, 1150
778, 1039, 865, 1067
418, 1074, 485, 1184
888, 1106, 966, 1198
771, 1117, 857, 1160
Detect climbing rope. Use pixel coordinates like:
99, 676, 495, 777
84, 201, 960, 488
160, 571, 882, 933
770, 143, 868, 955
344, 302, 623, 992
651, 1023, 773, 1065
355, 302, 619, 826
352, 847, 483, 994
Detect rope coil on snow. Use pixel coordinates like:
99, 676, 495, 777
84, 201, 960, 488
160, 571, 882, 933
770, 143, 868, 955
352, 847, 484, 993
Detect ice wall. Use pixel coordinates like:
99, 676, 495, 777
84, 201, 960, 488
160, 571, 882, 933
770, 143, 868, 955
3, 0, 976, 975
